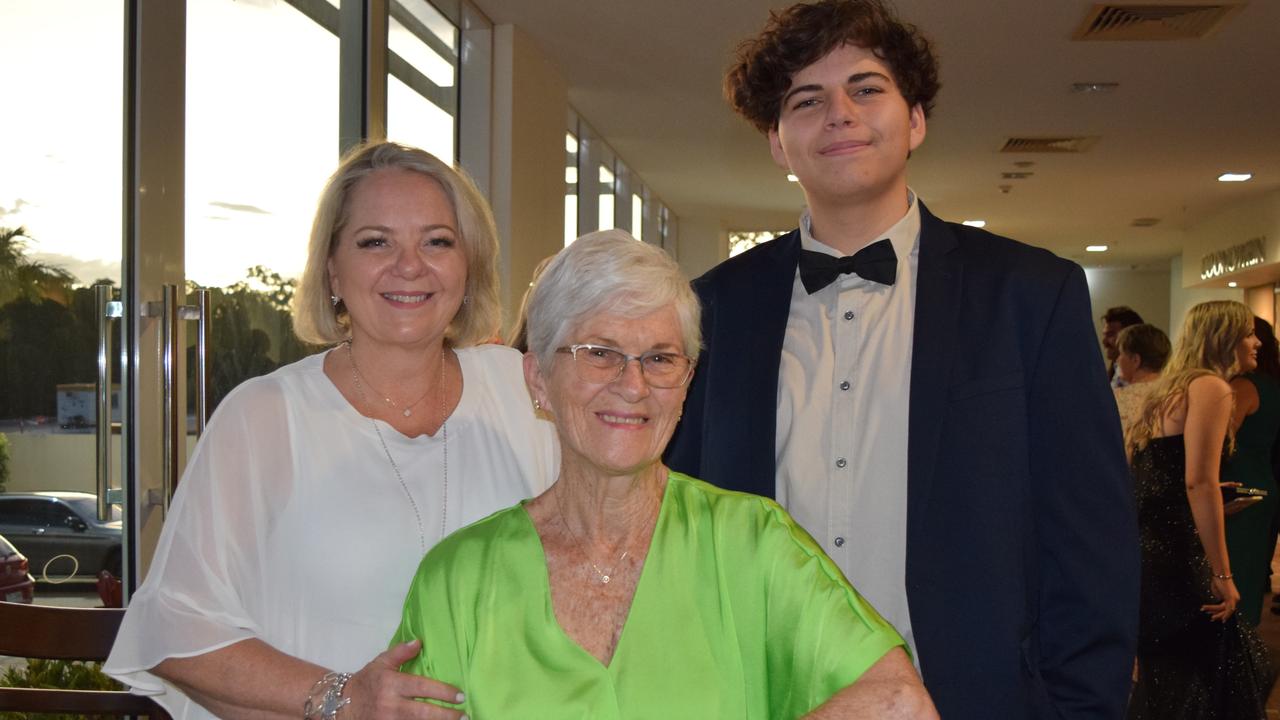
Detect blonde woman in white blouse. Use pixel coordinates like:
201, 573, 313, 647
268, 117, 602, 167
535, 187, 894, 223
105, 142, 557, 720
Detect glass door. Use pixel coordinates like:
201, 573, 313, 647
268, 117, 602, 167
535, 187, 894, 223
0, 0, 128, 611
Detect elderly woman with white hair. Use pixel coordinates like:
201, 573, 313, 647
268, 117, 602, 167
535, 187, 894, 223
393, 230, 937, 719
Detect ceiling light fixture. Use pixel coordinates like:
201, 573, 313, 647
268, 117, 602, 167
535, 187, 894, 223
1070, 82, 1119, 94
1086, 245, 1108, 252
962, 220, 986, 228
786, 174, 798, 182
1228, 281, 1239, 288
1218, 173, 1253, 182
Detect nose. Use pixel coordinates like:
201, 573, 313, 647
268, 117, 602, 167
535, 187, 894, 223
825, 91, 857, 128
610, 357, 651, 401
394, 245, 426, 278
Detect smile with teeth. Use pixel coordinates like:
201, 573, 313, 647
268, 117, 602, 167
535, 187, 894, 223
382, 292, 430, 302
600, 413, 646, 425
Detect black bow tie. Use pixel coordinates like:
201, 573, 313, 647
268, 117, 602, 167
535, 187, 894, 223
798, 238, 897, 294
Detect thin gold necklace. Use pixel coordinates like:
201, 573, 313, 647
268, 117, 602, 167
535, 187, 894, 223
346, 342, 449, 551
553, 492, 630, 585
346, 340, 434, 418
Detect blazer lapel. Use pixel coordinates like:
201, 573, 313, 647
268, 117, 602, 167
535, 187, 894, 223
908, 204, 962, 545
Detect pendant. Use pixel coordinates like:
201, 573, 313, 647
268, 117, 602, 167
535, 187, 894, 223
402, 408, 412, 418
601, 575, 611, 584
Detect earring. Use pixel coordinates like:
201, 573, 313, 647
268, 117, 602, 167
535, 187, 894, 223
462, 295, 471, 306
534, 399, 542, 411
330, 295, 341, 307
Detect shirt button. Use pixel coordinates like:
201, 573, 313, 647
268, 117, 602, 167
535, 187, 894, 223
843, 310, 855, 321
835, 457, 847, 468
834, 537, 846, 547
839, 380, 850, 391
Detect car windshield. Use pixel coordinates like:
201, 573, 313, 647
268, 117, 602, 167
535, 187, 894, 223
0, 534, 17, 555
64, 497, 122, 523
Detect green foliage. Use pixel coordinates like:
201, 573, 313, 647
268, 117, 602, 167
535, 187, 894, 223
0, 659, 124, 720
0, 432, 9, 493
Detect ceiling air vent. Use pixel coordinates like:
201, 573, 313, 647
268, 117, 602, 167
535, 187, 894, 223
1131, 217, 1161, 227
1000, 137, 1100, 154
1073, 4, 1245, 41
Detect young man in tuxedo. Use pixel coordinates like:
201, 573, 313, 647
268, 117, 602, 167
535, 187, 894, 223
665, 1, 1138, 717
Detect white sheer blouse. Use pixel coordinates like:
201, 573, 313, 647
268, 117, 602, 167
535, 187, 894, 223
104, 345, 558, 718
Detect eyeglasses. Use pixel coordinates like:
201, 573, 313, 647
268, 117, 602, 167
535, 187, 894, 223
556, 344, 694, 389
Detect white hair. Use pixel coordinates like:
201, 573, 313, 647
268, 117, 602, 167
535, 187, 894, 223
525, 230, 701, 369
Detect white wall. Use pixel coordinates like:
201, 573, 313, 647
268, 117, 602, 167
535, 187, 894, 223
675, 215, 726, 280
491, 25, 570, 337
1083, 266, 1173, 338
1167, 254, 1245, 343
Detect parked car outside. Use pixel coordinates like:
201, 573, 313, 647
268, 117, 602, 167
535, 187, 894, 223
0, 533, 35, 603
0, 492, 122, 582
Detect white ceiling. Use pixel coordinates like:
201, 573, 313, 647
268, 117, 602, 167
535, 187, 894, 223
469, 0, 1280, 269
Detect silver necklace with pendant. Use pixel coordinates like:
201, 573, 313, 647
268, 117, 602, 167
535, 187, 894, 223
347, 340, 433, 418
553, 492, 629, 585
346, 342, 449, 552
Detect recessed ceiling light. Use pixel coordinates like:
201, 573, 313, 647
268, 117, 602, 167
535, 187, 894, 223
1070, 82, 1119, 94
1086, 245, 1108, 252
1228, 281, 1239, 288
786, 174, 799, 182
1218, 173, 1253, 182
962, 220, 986, 228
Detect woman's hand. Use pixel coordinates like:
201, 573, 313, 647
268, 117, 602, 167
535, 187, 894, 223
343, 640, 466, 719
1202, 576, 1240, 622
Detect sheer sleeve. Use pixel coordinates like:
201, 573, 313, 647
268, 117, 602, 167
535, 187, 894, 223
105, 376, 297, 703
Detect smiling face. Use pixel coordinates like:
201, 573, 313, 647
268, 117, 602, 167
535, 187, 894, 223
327, 168, 467, 350
768, 43, 925, 213
525, 305, 690, 480
1236, 326, 1261, 373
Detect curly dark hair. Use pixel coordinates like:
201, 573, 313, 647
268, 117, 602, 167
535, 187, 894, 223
725, 0, 940, 134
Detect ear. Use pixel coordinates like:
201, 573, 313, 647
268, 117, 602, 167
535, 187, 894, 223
523, 351, 550, 413
768, 128, 791, 172
327, 255, 340, 299
907, 103, 927, 152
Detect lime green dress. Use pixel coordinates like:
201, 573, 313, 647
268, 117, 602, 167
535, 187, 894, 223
392, 472, 904, 719
1223, 372, 1280, 626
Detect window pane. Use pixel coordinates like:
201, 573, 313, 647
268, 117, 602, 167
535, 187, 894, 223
632, 193, 644, 241
387, 1, 458, 163
565, 132, 579, 246
187, 0, 337, 412
598, 164, 615, 232
0, 0, 125, 602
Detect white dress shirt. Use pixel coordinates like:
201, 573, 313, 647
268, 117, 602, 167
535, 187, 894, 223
776, 193, 921, 660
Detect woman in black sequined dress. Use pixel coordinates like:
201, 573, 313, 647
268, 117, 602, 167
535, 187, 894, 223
1126, 300, 1272, 719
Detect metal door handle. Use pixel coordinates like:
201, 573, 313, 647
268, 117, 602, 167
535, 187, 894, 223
94, 284, 123, 522
182, 288, 212, 437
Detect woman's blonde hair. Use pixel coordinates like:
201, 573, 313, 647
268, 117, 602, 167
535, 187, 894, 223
1127, 300, 1253, 453
292, 141, 500, 347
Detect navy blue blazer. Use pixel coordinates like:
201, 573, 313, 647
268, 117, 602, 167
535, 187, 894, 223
666, 202, 1139, 719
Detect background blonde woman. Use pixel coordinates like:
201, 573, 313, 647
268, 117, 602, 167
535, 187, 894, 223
1125, 300, 1270, 720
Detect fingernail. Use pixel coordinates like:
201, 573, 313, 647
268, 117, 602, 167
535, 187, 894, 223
460, 716, 470, 720
456, 692, 466, 703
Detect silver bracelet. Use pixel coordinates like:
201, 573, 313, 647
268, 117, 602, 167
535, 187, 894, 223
303, 671, 352, 720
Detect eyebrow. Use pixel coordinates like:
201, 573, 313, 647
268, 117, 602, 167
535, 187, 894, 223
780, 71, 894, 107
350, 223, 457, 234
